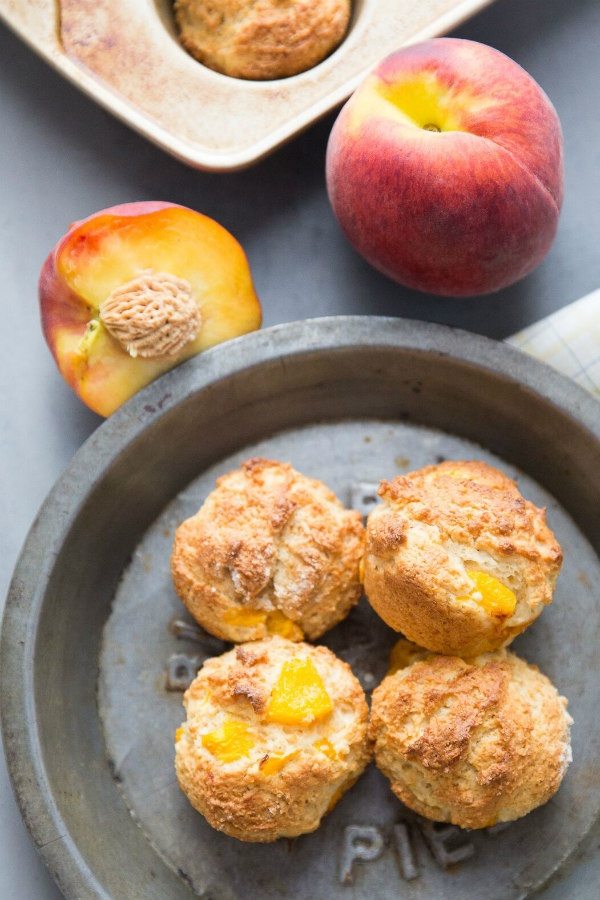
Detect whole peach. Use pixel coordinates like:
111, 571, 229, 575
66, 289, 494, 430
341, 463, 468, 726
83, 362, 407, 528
326, 39, 563, 296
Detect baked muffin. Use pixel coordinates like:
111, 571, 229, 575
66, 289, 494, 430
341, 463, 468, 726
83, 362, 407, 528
363, 460, 562, 656
175, 636, 371, 841
173, 0, 351, 80
171, 457, 364, 643
370, 642, 572, 829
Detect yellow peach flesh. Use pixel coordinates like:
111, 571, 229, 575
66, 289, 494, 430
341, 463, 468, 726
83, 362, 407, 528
358, 557, 365, 584
313, 738, 338, 760
223, 608, 267, 628
222, 607, 303, 640
265, 610, 304, 641
48, 206, 261, 416
259, 750, 300, 776
264, 658, 333, 726
201, 719, 254, 763
458, 571, 517, 618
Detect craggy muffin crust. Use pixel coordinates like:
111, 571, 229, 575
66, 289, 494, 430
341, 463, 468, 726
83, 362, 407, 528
175, 636, 371, 841
364, 460, 562, 656
370, 646, 572, 829
174, 0, 352, 80
171, 457, 365, 642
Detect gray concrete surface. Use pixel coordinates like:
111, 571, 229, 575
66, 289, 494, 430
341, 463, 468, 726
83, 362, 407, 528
0, 0, 598, 896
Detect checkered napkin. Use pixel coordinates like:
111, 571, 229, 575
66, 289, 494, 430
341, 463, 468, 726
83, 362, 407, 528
507, 288, 600, 398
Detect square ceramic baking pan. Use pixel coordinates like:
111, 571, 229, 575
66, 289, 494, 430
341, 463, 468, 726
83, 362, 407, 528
1, 0, 494, 170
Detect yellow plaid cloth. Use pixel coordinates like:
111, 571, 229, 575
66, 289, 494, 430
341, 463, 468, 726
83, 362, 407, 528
508, 289, 600, 398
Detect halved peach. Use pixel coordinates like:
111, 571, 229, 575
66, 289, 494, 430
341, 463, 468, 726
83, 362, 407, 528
40, 201, 262, 416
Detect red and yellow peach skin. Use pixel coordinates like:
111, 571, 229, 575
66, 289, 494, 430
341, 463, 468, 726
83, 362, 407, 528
326, 38, 563, 296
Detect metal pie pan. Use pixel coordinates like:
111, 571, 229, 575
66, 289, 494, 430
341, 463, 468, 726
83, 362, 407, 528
2, 316, 600, 900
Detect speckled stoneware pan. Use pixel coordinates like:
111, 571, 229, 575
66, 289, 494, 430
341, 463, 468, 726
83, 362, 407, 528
2, 318, 600, 899
0, 0, 494, 170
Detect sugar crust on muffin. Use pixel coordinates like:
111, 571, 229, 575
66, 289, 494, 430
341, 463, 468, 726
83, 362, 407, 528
171, 457, 365, 643
370, 643, 572, 829
175, 636, 372, 841
363, 460, 562, 656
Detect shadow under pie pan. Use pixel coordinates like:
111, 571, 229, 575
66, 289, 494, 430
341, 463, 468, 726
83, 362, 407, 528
2, 317, 600, 899
0, 0, 494, 170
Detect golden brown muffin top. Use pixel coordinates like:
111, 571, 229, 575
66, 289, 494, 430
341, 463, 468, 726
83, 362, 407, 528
186, 636, 367, 727
201, 456, 305, 602
176, 636, 372, 841
171, 457, 364, 641
178, 636, 371, 792
374, 460, 562, 568
370, 648, 571, 828
174, 0, 351, 80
